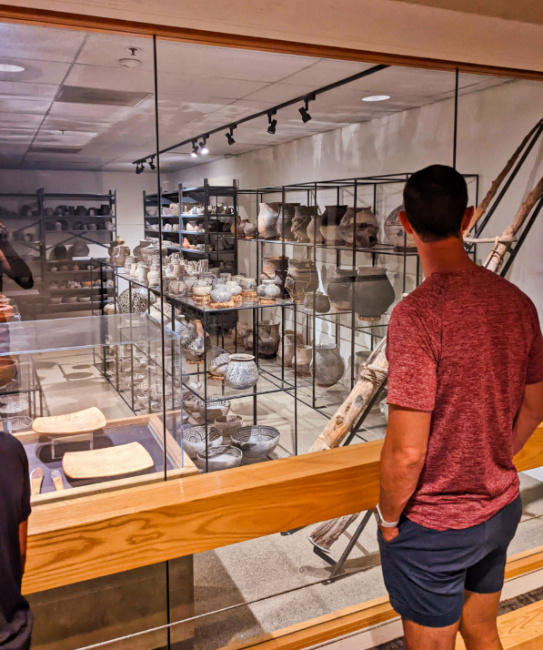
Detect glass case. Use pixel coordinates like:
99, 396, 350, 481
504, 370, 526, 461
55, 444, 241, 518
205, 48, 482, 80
0, 313, 196, 505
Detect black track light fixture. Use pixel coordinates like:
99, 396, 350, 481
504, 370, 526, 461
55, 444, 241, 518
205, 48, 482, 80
299, 94, 315, 123
135, 162, 144, 174
199, 135, 209, 155
148, 157, 156, 171
225, 125, 236, 146
191, 141, 199, 158
267, 111, 277, 135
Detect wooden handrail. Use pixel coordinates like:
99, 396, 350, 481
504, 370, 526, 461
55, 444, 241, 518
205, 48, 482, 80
23, 427, 543, 594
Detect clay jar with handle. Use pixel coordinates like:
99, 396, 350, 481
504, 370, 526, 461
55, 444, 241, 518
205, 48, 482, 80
312, 344, 345, 387
257, 320, 281, 358
339, 207, 379, 249
319, 206, 348, 246
276, 203, 300, 241
285, 258, 319, 303
291, 206, 314, 243
257, 202, 281, 239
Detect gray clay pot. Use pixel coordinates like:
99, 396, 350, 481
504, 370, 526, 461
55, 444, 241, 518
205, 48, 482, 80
231, 425, 280, 459
257, 321, 281, 358
384, 205, 416, 249
182, 425, 223, 458
327, 267, 395, 318
319, 206, 348, 246
339, 207, 379, 249
281, 331, 303, 368
210, 284, 232, 304
312, 344, 345, 387
214, 414, 244, 439
223, 354, 259, 390
292, 206, 314, 243
276, 203, 300, 241
195, 445, 243, 471
285, 259, 319, 303
257, 279, 281, 301
303, 291, 331, 314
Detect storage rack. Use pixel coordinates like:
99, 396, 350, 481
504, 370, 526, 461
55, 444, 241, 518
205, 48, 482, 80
237, 172, 479, 441
40, 190, 117, 317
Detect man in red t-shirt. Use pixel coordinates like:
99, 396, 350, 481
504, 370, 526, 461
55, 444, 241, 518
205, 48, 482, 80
376, 165, 543, 650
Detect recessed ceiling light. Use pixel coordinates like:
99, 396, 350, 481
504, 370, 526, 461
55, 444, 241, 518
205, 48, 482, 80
362, 95, 390, 102
0, 64, 25, 73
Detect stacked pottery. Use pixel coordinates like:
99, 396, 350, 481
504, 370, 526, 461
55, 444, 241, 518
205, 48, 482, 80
292, 206, 314, 243
326, 267, 395, 319
257, 279, 281, 303
312, 344, 345, 387
285, 259, 319, 303
384, 205, 416, 250
303, 291, 331, 314
257, 321, 281, 358
224, 354, 259, 390
257, 202, 281, 239
339, 207, 379, 249
320, 206, 348, 245
293, 345, 313, 377
276, 203, 300, 240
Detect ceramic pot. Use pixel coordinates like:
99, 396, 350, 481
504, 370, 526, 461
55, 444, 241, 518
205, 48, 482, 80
303, 291, 331, 314
133, 239, 152, 261
257, 320, 281, 358
320, 206, 348, 245
281, 331, 303, 368
240, 277, 257, 291
124, 255, 136, 275
137, 263, 149, 285
327, 267, 395, 318
147, 262, 161, 287
261, 256, 288, 296
231, 425, 280, 459
257, 279, 281, 302
117, 285, 156, 313
285, 259, 319, 303
173, 316, 196, 346
243, 221, 257, 239
210, 285, 232, 304
214, 415, 244, 440
195, 445, 242, 472
182, 426, 223, 459
339, 207, 379, 248
70, 241, 90, 258
257, 202, 281, 239
307, 212, 324, 244
312, 344, 345, 387
169, 279, 187, 296
140, 238, 161, 264
293, 345, 312, 377
209, 352, 231, 379
384, 205, 416, 249
225, 281, 242, 298
292, 206, 314, 243
224, 353, 259, 390
276, 203, 300, 240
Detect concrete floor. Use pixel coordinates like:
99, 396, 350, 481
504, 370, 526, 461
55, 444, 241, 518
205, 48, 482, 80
32, 349, 543, 650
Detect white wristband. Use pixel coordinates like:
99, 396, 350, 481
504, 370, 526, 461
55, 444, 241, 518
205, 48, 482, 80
375, 503, 399, 528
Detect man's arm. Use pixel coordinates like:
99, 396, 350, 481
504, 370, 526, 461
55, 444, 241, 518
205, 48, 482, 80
378, 405, 432, 541
0, 224, 34, 290
512, 380, 543, 456
19, 518, 28, 574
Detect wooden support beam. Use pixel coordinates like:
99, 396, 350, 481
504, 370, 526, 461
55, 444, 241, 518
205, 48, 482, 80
23, 425, 543, 595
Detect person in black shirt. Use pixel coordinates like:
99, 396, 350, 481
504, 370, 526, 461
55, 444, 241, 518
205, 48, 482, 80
0, 224, 33, 294
0, 432, 32, 649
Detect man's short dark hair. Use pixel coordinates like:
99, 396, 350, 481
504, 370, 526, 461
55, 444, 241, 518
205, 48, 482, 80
403, 165, 468, 241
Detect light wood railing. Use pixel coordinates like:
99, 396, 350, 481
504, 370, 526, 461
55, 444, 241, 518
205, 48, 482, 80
23, 427, 543, 594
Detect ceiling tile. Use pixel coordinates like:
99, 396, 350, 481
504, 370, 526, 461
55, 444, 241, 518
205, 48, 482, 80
0, 23, 85, 63
0, 97, 50, 114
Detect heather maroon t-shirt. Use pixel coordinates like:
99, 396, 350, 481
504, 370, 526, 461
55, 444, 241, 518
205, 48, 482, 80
386, 265, 543, 531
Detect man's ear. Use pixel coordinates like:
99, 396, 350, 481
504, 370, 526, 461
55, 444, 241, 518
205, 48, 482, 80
461, 206, 475, 233
399, 210, 414, 234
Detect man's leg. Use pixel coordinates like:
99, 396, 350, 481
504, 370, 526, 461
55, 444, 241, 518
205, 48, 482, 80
403, 618, 460, 650
459, 590, 503, 650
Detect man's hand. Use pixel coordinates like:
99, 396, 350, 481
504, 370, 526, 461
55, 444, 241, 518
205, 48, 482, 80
379, 523, 399, 543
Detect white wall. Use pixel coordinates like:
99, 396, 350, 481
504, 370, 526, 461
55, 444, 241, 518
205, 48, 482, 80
0, 169, 155, 252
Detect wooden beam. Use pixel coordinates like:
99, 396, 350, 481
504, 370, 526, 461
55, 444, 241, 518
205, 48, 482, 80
0, 4, 542, 81
456, 601, 543, 649
22, 425, 543, 595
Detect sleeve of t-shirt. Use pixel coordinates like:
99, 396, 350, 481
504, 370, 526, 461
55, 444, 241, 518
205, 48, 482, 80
526, 301, 543, 385
386, 300, 438, 411
19, 446, 31, 523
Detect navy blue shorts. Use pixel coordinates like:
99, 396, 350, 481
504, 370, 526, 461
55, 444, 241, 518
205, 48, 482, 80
378, 495, 522, 628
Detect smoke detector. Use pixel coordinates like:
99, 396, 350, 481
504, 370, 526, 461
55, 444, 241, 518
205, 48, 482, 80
119, 47, 142, 69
